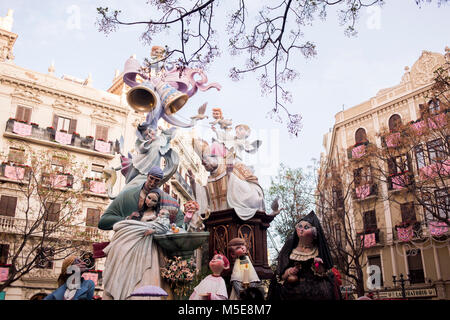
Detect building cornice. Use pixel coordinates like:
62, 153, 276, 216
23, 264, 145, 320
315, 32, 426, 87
0, 71, 130, 116
338, 83, 433, 129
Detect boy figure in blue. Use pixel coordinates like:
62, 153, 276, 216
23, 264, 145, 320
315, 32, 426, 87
44, 256, 95, 300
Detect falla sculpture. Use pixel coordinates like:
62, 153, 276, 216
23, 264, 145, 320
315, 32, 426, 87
97, 46, 220, 300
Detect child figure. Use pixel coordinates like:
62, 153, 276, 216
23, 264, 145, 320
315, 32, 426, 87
189, 253, 230, 300
127, 189, 171, 235
227, 237, 263, 300
232, 124, 262, 161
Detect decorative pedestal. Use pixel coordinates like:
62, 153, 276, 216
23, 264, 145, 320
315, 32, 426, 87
204, 209, 274, 280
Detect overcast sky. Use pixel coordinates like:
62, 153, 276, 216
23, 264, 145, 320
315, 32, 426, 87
1, 1, 448, 188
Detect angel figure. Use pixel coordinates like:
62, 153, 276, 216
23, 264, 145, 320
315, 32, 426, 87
209, 108, 233, 130
232, 124, 262, 161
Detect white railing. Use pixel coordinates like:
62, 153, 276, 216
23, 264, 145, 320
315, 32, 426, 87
0, 215, 110, 242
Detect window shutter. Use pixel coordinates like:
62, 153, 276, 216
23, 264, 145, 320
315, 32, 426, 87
46, 202, 60, 222
15, 106, 24, 121
24, 108, 32, 123
0, 244, 9, 264
401, 203, 416, 222
52, 114, 59, 129
7, 197, 17, 217
68, 119, 77, 134
0, 196, 18, 217
103, 126, 109, 141
86, 208, 100, 227
50, 203, 60, 222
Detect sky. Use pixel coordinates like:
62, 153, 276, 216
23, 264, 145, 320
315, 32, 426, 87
1, 0, 449, 189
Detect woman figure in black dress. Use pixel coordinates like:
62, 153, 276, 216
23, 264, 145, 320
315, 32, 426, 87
268, 211, 341, 300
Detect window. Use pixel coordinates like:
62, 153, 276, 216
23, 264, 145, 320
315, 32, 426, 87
52, 115, 77, 134
400, 202, 416, 223
407, 250, 425, 284
388, 154, 410, 175
91, 164, 104, 180
354, 166, 372, 187
427, 139, 445, 164
368, 255, 384, 287
332, 187, 344, 209
428, 99, 441, 115
388, 114, 402, 133
95, 125, 109, 141
86, 208, 101, 227
435, 188, 449, 220
335, 224, 342, 247
414, 146, 426, 169
44, 202, 60, 222
363, 210, 377, 232
36, 247, 54, 269
7, 147, 25, 164
15, 106, 32, 123
0, 244, 9, 264
355, 128, 368, 144
0, 196, 17, 217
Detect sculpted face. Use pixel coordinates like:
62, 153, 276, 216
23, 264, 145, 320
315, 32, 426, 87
233, 244, 247, 257
295, 221, 315, 242
146, 175, 161, 189
209, 254, 226, 275
235, 126, 250, 139
212, 110, 222, 120
145, 192, 159, 208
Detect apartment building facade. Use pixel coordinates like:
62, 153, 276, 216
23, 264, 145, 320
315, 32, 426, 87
0, 10, 207, 300
319, 48, 450, 300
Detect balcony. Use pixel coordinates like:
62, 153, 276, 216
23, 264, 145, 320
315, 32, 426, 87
4, 119, 115, 159
347, 142, 373, 160
393, 221, 423, 242
171, 171, 194, 200
381, 132, 402, 148
418, 160, 450, 181
41, 172, 74, 189
356, 228, 383, 248
388, 172, 414, 191
0, 162, 31, 183
0, 215, 110, 242
409, 111, 448, 135
352, 183, 378, 201
82, 178, 108, 197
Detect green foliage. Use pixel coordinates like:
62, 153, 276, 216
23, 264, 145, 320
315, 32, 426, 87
266, 163, 314, 244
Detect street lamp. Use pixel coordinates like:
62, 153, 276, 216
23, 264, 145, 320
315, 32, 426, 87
392, 273, 411, 299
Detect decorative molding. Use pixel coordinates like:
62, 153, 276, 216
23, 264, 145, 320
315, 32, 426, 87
90, 109, 118, 124
52, 98, 81, 115
0, 75, 129, 116
10, 88, 42, 105
410, 51, 445, 88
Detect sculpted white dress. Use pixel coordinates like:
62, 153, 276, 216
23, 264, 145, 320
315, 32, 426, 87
102, 219, 169, 300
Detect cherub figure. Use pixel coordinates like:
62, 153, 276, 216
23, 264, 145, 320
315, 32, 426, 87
232, 124, 262, 161
209, 108, 232, 130
189, 253, 230, 300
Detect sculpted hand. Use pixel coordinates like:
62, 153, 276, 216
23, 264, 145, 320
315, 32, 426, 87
144, 229, 155, 236
127, 212, 140, 220
283, 266, 298, 279
314, 257, 325, 272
